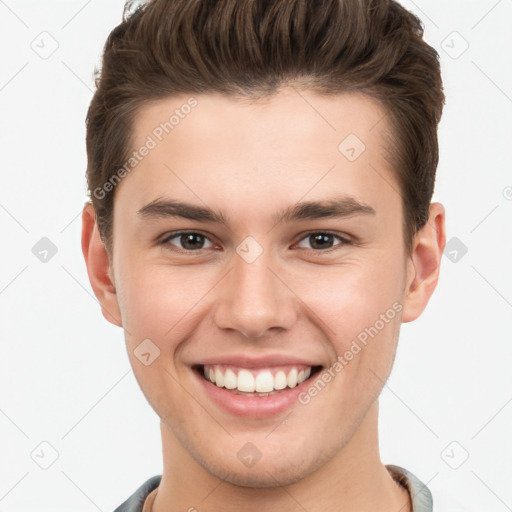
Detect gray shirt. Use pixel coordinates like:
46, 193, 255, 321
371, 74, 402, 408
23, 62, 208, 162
113, 464, 433, 512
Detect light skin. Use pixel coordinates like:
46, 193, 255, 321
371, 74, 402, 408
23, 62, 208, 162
82, 87, 446, 512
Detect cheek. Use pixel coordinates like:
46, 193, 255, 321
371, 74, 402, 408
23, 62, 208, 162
115, 258, 186, 345
302, 254, 405, 343
115, 258, 221, 357
114, 259, 207, 415
339, 261, 405, 383
298, 255, 405, 404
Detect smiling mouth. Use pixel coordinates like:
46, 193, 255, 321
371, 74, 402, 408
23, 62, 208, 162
193, 364, 323, 397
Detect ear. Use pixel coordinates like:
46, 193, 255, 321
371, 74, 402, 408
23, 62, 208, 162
81, 202, 123, 327
402, 202, 446, 322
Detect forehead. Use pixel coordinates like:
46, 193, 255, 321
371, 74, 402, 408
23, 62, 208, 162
116, 88, 398, 227
131, 88, 389, 157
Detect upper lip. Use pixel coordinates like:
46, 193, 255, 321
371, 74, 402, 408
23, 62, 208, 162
193, 354, 323, 369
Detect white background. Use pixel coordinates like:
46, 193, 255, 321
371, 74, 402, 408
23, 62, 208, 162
1, 0, 511, 510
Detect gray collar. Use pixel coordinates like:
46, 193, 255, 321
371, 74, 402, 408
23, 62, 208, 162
114, 466, 433, 512
386, 464, 433, 512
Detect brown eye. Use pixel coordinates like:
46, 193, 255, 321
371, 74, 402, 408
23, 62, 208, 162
161, 231, 214, 251
295, 232, 350, 251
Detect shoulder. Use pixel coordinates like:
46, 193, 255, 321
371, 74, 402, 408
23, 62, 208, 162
387, 465, 469, 512
386, 464, 433, 512
113, 475, 162, 512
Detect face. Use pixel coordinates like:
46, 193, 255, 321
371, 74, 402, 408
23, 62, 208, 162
98, 88, 425, 486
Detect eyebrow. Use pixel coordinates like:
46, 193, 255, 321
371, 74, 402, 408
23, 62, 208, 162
137, 196, 376, 225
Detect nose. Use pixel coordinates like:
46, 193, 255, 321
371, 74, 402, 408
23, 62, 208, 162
213, 248, 298, 340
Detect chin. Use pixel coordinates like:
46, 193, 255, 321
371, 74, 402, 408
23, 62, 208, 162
209, 461, 309, 488
196, 443, 335, 489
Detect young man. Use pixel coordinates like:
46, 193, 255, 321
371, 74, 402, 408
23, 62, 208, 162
81, 0, 446, 510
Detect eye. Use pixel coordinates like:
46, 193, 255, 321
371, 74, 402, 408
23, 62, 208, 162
159, 230, 351, 254
160, 231, 215, 252
295, 232, 350, 252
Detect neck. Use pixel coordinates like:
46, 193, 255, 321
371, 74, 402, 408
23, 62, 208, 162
152, 401, 411, 512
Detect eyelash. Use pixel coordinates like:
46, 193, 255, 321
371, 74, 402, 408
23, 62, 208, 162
159, 230, 352, 255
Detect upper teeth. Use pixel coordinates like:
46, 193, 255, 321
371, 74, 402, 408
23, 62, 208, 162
203, 365, 312, 393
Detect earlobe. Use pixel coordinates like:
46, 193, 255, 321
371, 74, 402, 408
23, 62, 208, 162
81, 203, 123, 327
402, 202, 446, 323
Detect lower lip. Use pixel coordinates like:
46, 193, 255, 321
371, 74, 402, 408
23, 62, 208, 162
194, 368, 317, 418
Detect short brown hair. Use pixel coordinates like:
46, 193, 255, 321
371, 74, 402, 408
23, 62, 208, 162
85, 0, 444, 255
